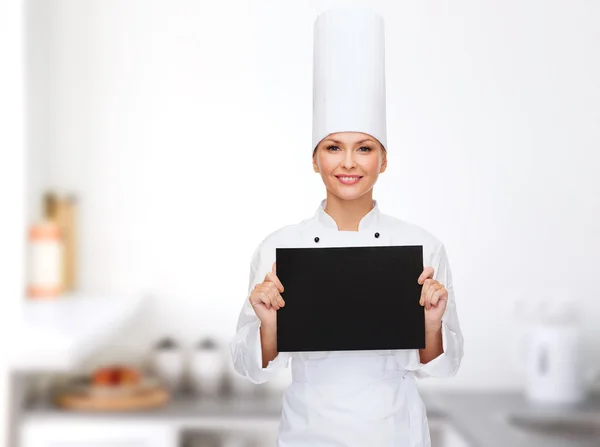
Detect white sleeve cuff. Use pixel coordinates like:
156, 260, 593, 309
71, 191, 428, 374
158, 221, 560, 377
231, 318, 290, 384
414, 320, 462, 380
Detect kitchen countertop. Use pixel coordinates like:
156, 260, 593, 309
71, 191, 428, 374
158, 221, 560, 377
23, 389, 600, 446
421, 390, 600, 447
22, 391, 284, 431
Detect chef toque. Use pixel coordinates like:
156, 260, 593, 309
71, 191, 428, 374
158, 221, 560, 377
312, 6, 387, 152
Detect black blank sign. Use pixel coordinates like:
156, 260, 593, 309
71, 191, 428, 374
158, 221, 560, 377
276, 245, 424, 352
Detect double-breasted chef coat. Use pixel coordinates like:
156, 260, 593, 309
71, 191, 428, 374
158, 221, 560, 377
230, 199, 464, 446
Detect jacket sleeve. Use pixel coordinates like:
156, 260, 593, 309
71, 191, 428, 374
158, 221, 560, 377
414, 244, 464, 380
229, 244, 291, 384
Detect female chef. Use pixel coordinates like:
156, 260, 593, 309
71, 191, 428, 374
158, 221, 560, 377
230, 6, 464, 447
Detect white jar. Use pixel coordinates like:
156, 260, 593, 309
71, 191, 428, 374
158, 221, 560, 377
150, 339, 184, 392
27, 221, 63, 299
189, 342, 226, 397
523, 323, 587, 404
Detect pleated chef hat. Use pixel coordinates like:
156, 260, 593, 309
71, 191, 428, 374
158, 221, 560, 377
312, 6, 387, 152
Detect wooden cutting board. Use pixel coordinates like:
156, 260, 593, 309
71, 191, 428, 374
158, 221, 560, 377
55, 383, 170, 412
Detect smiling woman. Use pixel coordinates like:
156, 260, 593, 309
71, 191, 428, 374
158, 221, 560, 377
230, 5, 464, 447
312, 131, 387, 226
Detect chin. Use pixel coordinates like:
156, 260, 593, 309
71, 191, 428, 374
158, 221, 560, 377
329, 186, 372, 202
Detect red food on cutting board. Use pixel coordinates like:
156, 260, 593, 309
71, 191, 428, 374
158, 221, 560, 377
92, 365, 141, 387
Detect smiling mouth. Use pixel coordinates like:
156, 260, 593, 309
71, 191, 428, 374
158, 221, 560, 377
335, 175, 363, 185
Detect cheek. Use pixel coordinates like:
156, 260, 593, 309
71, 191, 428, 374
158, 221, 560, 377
361, 157, 381, 175
318, 157, 338, 175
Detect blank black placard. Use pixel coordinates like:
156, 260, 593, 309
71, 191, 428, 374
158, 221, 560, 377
276, 245, 424, 352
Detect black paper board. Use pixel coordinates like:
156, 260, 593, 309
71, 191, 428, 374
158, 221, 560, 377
276, 245, 424, 352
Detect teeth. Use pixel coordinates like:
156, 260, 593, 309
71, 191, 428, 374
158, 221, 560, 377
339, 177, 360, 182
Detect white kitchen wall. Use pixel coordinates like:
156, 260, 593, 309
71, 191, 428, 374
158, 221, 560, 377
26, 0, 54, 224
26, 0, 600, 391
1, 0, 27, 443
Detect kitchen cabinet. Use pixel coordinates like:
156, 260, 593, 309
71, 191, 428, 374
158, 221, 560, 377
21, 421, 177, 447
20, 393, 282, 447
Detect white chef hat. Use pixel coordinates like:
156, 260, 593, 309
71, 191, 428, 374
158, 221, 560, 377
312, 6, 387, 152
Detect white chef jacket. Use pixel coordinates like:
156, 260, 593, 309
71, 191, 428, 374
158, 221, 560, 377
230, 199, 464, 447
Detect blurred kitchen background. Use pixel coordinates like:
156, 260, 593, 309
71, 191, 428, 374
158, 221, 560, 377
1, 0, 600, 446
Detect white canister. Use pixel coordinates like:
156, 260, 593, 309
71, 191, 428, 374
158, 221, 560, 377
27, 221, 63, 299
523, 323, 585, 404
150, 339, 184, 392
189, 340, 226, 397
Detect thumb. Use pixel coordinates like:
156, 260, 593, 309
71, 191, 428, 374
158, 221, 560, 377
272, 261, 276, 274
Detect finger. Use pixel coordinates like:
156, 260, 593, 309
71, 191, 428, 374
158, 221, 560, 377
268, 284, 285, 309
276, 292, 285, 308
263, 284, 281, 310
249, 287, 261, 305
431, 287, 448, 308
427, 286, 438, 309
253, 291, 271, 309
265, 271, 284, 293
272, 262, 276, 274
264, 290, 279, 310
429, 281, 445, 309
431, 285, 446, 310
420, 278, 433, 306
252, 284, 275, 302
272, 285, 285, 307
418, 267, 434, 285
426, 282, 440, 302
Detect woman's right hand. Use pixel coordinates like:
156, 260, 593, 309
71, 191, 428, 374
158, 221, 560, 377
249, 262, 285, 328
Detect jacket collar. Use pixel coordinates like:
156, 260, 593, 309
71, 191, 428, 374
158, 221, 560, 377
314, 198, 380, 231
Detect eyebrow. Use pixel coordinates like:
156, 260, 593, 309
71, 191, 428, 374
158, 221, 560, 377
326, 139, 374, 145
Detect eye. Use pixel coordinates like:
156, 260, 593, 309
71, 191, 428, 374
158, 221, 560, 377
326, 145, 340, 151
358, 146, 372, 152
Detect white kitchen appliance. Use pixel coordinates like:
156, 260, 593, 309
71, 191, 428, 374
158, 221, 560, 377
518, 298, 599, 404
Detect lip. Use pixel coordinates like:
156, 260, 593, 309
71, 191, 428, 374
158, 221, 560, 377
335, 175, 363, 185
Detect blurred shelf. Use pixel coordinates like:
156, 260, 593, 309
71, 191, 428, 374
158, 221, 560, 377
10, 293, 145, 371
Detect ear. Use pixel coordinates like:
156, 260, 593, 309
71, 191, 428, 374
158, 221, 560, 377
313, 151, 320, 172
380, 150, 388, 173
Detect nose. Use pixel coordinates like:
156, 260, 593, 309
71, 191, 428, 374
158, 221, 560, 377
341, 149, 357, 170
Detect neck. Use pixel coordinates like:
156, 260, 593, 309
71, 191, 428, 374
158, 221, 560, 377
324, 191, 375, 231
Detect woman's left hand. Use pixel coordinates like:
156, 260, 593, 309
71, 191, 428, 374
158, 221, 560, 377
418, 267, 448, 328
